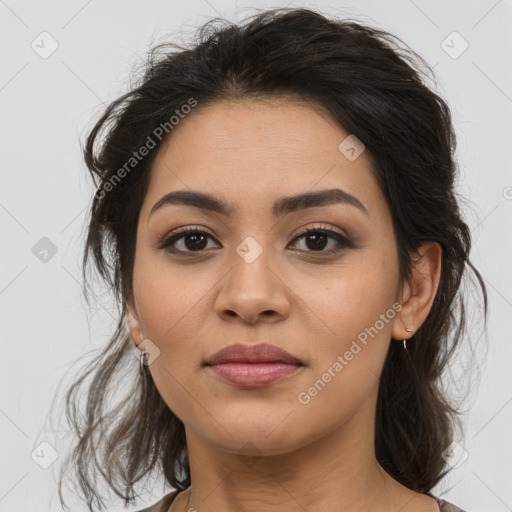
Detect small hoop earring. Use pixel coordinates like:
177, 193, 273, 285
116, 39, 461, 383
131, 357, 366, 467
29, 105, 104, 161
403, 327, 413, 351
139, 351, 148, 374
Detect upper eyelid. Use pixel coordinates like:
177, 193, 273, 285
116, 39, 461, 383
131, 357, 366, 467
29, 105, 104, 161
293, 223, 347, 238
164, 223, 346, 242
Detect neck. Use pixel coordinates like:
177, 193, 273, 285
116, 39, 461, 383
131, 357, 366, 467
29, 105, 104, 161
179, 395, 432, 512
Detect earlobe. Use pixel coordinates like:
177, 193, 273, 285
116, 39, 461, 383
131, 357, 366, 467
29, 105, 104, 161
126, 302, 144, 347
391, 241, 442, 341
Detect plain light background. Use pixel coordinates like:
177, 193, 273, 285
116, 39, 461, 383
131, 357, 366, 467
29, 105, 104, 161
1, 0, 511, 511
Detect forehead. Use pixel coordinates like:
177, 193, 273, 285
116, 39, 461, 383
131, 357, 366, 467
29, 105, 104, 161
142, 97, 388, 224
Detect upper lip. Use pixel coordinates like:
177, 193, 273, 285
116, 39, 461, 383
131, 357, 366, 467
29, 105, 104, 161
204, 343, 304, 366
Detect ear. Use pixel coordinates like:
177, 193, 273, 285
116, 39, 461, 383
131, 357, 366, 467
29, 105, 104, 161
391, 241, 442, 341
126, 298, 144, 348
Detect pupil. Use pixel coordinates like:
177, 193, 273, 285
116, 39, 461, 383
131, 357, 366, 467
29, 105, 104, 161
307, 233, 327, 250
185, 234, 207, 251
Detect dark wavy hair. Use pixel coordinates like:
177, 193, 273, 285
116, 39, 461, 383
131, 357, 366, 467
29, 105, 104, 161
55, 7, 488, 511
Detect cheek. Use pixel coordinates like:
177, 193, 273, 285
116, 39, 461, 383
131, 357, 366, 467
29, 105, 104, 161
131, 257, 214, 413
302, 253, 398, 343
297, 255, 398, 395
133, 263, 211, 417
132, 250, 213, 341
290, 282, 397, 437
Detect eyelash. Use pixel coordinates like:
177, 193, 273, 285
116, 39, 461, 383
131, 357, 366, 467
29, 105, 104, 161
155, 223, 355, 257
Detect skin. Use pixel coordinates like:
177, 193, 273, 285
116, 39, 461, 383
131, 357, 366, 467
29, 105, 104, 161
127, 97, 442, 512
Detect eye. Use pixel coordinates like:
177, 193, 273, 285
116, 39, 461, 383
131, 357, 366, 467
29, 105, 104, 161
288, 224, 355, 255
156, 226, 220, 255
156, 223, 355, 257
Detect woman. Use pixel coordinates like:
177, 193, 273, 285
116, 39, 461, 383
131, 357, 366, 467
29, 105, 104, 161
58, 8, 487, 512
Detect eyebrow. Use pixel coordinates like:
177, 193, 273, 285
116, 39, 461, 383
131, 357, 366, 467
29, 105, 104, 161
149, 188, 369, 219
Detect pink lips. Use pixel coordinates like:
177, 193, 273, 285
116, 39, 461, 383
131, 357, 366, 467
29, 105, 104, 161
204, 343, 304, 388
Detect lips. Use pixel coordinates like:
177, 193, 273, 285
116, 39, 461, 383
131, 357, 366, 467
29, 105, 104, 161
204, 343, 304, 366
204, 343, 304, 388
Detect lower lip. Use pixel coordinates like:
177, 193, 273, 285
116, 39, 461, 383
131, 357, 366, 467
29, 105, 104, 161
206, 362, 303, 387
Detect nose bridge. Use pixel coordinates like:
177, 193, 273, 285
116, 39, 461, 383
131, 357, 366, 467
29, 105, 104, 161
232, 235, 272, 290
215, 235, 290, 323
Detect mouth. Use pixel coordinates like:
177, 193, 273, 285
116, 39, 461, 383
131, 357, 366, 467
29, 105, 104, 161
205, 361, 304, 388
203, 343, 305, 388
204, 342, 304, 366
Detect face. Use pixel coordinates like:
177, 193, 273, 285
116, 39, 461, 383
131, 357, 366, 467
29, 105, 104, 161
127, 97, 405, 457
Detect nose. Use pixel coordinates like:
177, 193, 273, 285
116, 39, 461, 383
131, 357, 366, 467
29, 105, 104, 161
214, 248, 291, 325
